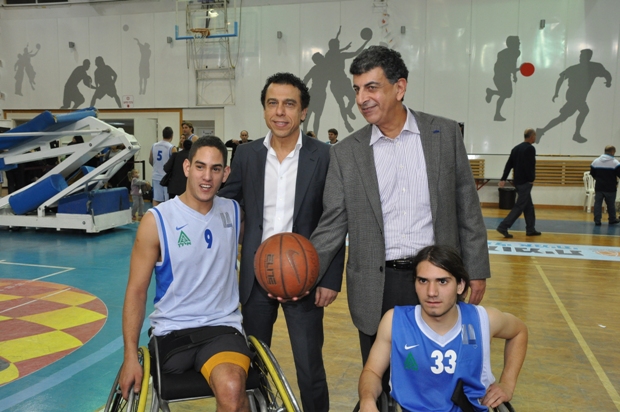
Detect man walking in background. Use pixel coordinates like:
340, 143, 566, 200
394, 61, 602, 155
497, 128, 540, 238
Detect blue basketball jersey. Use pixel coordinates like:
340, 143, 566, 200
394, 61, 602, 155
390, 303, 494, 412
148, 196, 242, 336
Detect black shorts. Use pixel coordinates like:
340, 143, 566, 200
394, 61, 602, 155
150, 326, 252, 381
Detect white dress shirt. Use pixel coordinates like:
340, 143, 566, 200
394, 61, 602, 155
370, 106, 435, 260
261, 130, 302, 242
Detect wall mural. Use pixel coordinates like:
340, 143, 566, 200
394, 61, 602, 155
135, 38, 151, 95
303, 26, 372, 136
61, 59, 96, 109
89, 56, 121, 108
14, 44, 40, 96
485, 36, 521, 122
535, 49, 612, 144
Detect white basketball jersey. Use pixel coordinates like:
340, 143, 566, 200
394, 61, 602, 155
151, 140, 174, 180
148, 196, 242, 336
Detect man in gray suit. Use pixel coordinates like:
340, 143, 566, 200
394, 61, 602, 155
218, 72, 345, 412
310, 46, 490, 367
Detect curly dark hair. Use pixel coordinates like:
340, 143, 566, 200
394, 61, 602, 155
349, 45, 409, 84
260, 72, 310, 110
412, 245, 470, 302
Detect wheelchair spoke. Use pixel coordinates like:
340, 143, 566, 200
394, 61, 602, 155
248, 336, 301, 412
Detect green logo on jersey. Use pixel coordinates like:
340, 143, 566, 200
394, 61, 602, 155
405, 353, 419, 371
178, 231, 191, 247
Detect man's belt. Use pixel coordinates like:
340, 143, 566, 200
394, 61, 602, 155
385, 258, 415, 270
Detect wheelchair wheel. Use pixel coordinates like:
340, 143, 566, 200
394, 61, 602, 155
248, 335, 301, 412
494, 401, 515, 412
104, 346, 151, 412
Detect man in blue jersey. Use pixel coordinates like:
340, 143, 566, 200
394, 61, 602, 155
120, 137, 253, 412
359, 245, 528, 412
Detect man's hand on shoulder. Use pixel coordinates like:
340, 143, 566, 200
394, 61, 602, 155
315, 286, 338, 307
468, 279, 486, 305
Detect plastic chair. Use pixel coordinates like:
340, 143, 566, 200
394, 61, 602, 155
583, 172, 595, 213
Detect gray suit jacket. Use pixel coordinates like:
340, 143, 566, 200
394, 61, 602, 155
219, 134, 345, 305
310, 109, 490, 335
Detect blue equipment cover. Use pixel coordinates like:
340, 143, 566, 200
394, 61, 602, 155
0, 107, 98, 150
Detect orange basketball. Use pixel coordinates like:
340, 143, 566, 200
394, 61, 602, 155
254, 233, 320, 299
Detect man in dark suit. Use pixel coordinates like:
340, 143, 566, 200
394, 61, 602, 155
225, 130, 252, 163
218, 72, 345, 412
310, 46, 491, 369
497, 128, 541, 238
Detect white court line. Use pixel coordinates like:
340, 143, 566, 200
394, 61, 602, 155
0, 261, 75, 297
0, 260, 74, 270
0, 261, 75, 284
0, 287, 72, 314
536, 265, 620, 411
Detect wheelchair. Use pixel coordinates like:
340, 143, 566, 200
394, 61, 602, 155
352, 392, 515, 412
104, 335, 301, 412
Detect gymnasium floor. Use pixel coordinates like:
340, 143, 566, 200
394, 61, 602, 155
0, 205, 619, 411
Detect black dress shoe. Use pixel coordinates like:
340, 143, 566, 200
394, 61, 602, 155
610, 220, 619, 225
526, 230, 542, 236
497, 227, 513, 238
595, 221, 602, 226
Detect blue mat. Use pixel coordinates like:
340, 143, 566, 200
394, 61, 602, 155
0, 107, 97, 151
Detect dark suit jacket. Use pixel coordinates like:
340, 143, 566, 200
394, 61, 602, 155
501, 141, 536, 185
218, 134, 345, 305
310, 109, 491, 335
163, 150, 189, 196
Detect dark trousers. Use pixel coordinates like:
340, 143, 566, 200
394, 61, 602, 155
593, 191, 617, 223
499, 182, 536, 232
242, 279, 329, 412
358, 266, 419, 393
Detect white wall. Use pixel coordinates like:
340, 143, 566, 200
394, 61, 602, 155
1, 0, 618, 205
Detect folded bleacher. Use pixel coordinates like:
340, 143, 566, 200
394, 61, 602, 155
0, 108, 140, 233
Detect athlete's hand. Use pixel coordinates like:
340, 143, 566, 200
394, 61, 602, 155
552, 94, 558, 102
119, 357, 143, 400
481, 382, 513, 409
314, 287, 338, 307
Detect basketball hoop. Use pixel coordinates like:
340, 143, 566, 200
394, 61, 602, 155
190, 28, 211, 38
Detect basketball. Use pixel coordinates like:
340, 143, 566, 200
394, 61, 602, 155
254, 233, 320, 299
520, 62, 535, 77
360, 27, 373, 41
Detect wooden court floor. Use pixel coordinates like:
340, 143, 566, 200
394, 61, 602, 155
1, 206, 619, 411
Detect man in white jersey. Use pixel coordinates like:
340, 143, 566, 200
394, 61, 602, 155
121, 137, 253, 412
149, 126, 176, 206
359, 245, 527, 412
182, 121, 199, 144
